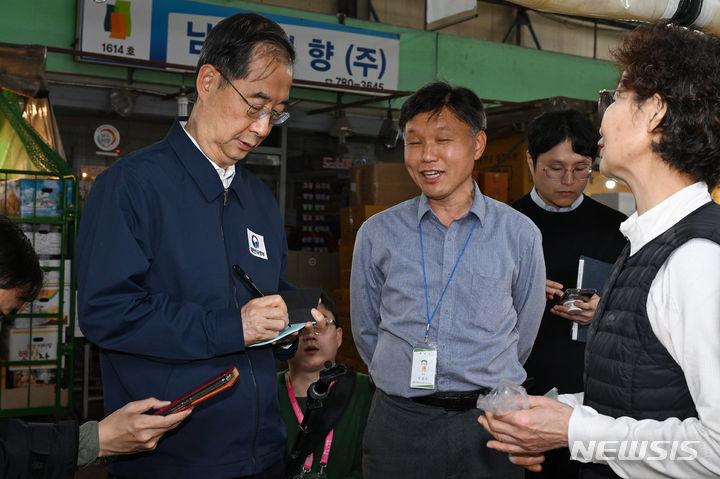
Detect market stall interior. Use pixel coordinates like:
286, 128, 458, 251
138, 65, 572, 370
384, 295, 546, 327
8, 0, 701, 436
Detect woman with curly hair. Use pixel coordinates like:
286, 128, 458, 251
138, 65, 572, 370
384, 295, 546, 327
478, 21, 720, 478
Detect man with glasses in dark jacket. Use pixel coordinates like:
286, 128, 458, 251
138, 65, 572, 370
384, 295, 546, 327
77, 13, 322, 479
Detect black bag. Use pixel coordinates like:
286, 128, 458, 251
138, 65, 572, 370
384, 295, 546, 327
0, 419, 78, 479
285, 370, 357, 476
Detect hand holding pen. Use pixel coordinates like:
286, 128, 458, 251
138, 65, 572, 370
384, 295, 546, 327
232, 265, 322, 346
232, 264, 288, 346
232, 264, 264, 298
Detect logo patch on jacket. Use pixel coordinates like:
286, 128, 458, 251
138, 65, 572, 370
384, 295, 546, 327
247, 229, 268, 260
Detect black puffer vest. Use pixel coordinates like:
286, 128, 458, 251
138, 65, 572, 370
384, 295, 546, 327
580, 201, 720, 479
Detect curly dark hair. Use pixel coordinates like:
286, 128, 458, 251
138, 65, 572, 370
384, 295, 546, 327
613, 22, 720, 187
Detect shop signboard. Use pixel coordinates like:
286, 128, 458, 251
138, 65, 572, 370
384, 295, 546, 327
78, 0, 400, 91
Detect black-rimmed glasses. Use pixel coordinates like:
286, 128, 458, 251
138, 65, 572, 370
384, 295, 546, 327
542, 165, 592, 181
218, 70, 290, 125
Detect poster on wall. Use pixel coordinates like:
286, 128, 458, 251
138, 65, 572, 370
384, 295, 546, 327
78, 0, 153, 62
78, 0, 400, 91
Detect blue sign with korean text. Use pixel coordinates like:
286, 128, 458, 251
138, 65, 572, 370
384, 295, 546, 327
79, 0, 400, 91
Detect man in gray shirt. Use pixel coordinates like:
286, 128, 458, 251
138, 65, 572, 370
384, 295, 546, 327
351, 81, 545, 478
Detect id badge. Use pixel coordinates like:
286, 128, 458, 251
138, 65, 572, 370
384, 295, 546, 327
410, 342, 437, 389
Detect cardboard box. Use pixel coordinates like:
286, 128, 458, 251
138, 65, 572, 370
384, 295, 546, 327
474, 171, 509, 203
14, 286, 70, 328
340, 205, 389, 240
2, 325, 59, 369
17, 259, 71, 326
350, 163, 420, 206
0, 178, 73, 217
349, 166, 363, 205
11, 368, 56, 388
0, 385, 68, 409
476, 133, 533, 202
20, 224, 62, 257
286, 251, 339, 292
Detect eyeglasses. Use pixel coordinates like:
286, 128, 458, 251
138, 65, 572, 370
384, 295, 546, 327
300, 317, 336, 336
598, 89, 618, 118
217, 70, 290, 125
542, 165, 592, 181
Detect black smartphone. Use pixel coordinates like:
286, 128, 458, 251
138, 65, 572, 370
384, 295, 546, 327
153, 367, 239, 416
558, 288, 597, 304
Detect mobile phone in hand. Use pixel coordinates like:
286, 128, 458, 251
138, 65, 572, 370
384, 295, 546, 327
153, 367, 239, 416
558, 288, 597, 305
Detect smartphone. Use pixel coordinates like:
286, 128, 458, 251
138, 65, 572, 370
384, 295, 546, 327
153, 366, 239, 416
248, 320, 316, 348
558, 288, 597, 304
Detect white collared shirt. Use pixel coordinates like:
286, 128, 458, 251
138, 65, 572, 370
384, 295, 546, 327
530, 187, 584, 212
182, 124, 236, 189
560, 182, 720, 477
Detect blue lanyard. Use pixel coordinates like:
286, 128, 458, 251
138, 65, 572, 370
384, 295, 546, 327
419, 216, 479, 343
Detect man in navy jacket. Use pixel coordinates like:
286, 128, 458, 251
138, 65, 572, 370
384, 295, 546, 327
77, 13, 322, 479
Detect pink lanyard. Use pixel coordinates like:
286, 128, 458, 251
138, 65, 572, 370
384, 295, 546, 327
286, 373, 335, 472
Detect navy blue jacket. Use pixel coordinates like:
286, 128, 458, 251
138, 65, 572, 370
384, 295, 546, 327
77, 121, 292, 478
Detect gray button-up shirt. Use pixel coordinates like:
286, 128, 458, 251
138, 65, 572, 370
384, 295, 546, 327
351, 183, 546, 397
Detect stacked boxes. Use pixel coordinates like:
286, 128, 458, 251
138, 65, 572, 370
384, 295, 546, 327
0, 385, 68, 410
1, 324, 60, 395
0, 324, 66, 409
16, 260, 71, 327
336, 206, 390, 374
0, 178, 74, 217
349, 163, 419, 206
473, 171, 509, 203
337, 162, 419, 373
339, 205, 390, 243
3, 326, 59, 365
473, 132, 531, 202
0, 178, 73, 410
20, 224, 63, 257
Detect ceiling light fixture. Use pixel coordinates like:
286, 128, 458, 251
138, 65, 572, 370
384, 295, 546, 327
377, 100, 397, 149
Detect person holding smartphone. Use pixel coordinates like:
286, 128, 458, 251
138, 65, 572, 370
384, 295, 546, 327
510, 110, 627, 477
511, 109, 627, 395
0, 216, 191, 478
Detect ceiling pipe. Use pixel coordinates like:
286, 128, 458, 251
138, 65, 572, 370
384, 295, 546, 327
504, 0, 720, 35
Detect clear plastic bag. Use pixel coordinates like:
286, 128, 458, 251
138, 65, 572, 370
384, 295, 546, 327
476, 379, 558, 415
476, 379, 529, 415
